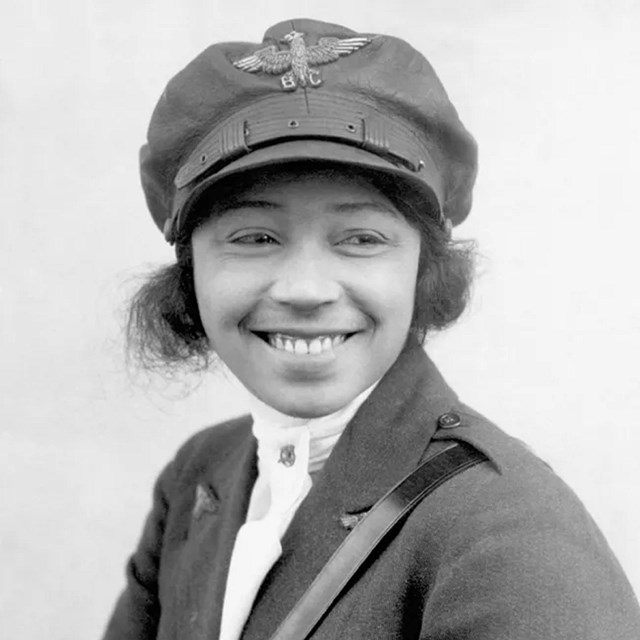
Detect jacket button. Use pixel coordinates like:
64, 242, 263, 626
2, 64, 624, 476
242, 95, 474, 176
437, 412, 461, 429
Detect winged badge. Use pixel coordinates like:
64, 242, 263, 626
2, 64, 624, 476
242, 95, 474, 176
233, 30, 373, 91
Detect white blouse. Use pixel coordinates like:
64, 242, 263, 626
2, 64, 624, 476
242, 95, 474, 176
219, 383, 378, 640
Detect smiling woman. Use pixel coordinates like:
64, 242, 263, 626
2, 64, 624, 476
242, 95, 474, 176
104, 17, 640, 640
191, 170, 421, 418
128, 164, 473, 417
126, 164, 474, 386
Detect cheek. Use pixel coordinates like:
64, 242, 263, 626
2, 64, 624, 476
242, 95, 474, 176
351, 248, 421, 325
192, 257, 255, 338
391, 254, 420, 316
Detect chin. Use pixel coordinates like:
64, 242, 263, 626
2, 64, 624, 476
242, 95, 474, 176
272, 398, 338, 419
264, 388, 354, 419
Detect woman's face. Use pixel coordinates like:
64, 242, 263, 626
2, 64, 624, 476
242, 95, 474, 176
191, 169, 421, 417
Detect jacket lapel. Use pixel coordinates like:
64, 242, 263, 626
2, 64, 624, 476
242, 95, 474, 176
242, 339, 461, 639
174, 421, 257, 639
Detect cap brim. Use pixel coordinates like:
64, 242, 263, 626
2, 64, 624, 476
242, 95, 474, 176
174, 139, 443, 236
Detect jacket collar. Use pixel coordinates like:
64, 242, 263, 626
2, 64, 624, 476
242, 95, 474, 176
317, 337, 460, 512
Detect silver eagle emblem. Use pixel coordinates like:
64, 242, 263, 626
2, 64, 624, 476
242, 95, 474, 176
233, 30, 373, 91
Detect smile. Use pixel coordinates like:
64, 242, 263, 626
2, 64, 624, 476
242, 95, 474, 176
252, 332, 356, 356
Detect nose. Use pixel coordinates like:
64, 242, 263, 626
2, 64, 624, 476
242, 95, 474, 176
268, 246, 341, 309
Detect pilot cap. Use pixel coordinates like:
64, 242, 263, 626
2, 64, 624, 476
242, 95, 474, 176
140, 18, 478, 244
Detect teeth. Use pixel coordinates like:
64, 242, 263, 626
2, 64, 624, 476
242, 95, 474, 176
308, 339, 322, 355
294, 339, 308, 355
266, 333, 351, 355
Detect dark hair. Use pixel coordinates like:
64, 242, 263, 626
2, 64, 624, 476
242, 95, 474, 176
125, 162, 476, 375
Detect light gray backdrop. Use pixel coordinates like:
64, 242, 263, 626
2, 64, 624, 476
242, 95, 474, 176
2, 1, 639, 638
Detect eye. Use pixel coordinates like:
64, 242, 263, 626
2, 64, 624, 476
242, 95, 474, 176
338, 232, 387, 247
231, 232, 279, 245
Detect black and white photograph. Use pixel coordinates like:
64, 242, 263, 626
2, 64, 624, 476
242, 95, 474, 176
2, 1, 639, 638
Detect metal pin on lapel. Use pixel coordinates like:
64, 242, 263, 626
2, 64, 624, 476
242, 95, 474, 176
339, 511, 369, 530
192, 484, 219, 520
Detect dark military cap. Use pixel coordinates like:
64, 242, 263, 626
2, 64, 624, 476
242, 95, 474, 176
140, 18, 478, 244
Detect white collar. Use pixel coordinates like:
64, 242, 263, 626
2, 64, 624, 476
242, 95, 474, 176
217, 379, 379, 640
244, 382, 379, 473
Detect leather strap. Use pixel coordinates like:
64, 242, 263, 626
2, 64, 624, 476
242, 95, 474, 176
268, 441, 488, 640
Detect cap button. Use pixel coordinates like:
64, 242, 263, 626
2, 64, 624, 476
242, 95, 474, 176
437, 412, 462, 429
279, 444, 296, 467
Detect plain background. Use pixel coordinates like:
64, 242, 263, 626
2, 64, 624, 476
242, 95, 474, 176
2, 1, 639, 638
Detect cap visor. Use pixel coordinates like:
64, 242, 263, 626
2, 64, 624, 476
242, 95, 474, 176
176, 139, 442, 233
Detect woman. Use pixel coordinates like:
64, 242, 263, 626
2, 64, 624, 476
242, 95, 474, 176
104, 18, 640, 640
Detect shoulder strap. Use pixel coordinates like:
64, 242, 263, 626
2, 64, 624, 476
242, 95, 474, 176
268, 441, 488, 640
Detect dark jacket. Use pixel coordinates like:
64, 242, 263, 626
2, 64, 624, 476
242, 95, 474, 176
103, 341, 640, 639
